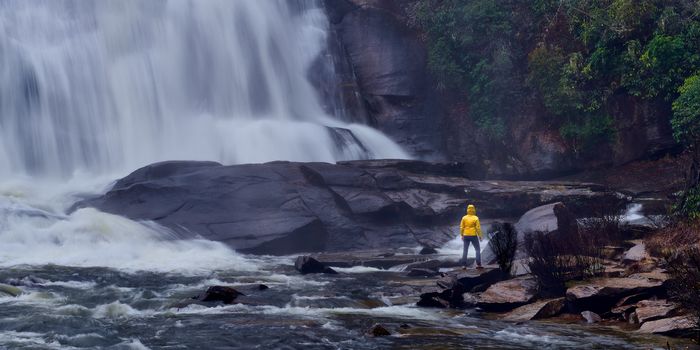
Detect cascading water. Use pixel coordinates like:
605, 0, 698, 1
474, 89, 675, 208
0, 0, 406, 179
0, 0, 407, 271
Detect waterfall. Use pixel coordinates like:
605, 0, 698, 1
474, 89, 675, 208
0, 0, 407, 179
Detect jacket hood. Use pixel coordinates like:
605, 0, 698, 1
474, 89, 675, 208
467, 204, 476, 215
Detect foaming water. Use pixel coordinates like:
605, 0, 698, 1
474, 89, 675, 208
0, 0, 407, 178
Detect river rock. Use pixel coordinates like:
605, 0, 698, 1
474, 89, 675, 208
437, 267, 502, 292
638, 316, 697, 337
0, 284, 22, 297
477, 277, 537, 311
75, 160, 620, 255
581, 311, 602, 323
622, 242, 649, 263
294, 256, 338, 275
368, 324, 391, 337
502, 298, 566, 321
566, 276, 665, 313
419, 246, 438, 255
634, 300, 679, 323
407, 268, 439, 277
195, 286, 245, 304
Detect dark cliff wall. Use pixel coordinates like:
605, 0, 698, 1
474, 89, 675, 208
322, 0, 681, 179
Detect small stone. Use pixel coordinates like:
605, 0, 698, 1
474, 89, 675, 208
258, 284, 270, 291
294, 256, 338, 275
0, 284, 22, 297
196, 286, 245, 304
581, 311, 602, 323
419, 246, 438, 255
368, 324, 391, 337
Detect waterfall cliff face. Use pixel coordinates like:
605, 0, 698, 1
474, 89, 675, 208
0, 0, 407, 179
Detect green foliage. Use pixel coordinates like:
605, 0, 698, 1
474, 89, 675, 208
560, 115, 616, 154
414, 0, 700, 149
675, 186, 700, 220
672, 74, 700, 144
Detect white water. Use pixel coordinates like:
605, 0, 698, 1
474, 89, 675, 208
0, 1, 408, 270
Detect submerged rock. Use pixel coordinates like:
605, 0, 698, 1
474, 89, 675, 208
0, 284, 22, 297
294, 256, 338, 275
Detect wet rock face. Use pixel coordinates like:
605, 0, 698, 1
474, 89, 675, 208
502, 298, 566, 322
322, 0, 442, 159
75, 160, 620, 255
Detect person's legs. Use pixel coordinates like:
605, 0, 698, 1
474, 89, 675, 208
472, 236, 482, 267
461, 236, 469, 267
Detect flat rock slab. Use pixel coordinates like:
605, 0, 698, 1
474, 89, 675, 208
638, 316, 697, 337
477, 278, 537, 311
437, 267, 502, 292
502, 298, 566, 322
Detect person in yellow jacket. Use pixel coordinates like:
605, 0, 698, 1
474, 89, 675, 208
460, 204, 483, 269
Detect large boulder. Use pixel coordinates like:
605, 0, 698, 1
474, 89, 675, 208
482, 202, 577, 264
75, 160, 620, 255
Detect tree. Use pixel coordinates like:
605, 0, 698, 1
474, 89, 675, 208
672, 73, 700, 217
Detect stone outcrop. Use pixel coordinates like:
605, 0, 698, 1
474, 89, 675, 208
75, 160, 619, 255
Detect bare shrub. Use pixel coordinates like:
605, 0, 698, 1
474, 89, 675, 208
525, 229, 604, 298
489, 222, 518, 277
665, 246, 700, 340
578, 198, 627, 245
646, 219, 700, 257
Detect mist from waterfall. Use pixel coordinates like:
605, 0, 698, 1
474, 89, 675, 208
0, 0, 407, 179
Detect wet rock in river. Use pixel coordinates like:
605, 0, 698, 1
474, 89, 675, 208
419, 246, 438, 255
368, 324, 391, 337
407, 268, 439, 277
195, 286, 245, 304
294, 256, 338, 275
581, 310, 602, 323
0, 283, 22, 297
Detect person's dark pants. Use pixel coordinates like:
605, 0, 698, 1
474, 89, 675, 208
461, 236, 481, 267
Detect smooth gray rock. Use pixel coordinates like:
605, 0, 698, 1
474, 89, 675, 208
75, 160, 620, 255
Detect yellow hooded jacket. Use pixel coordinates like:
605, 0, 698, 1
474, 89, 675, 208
460, 204, 482, 239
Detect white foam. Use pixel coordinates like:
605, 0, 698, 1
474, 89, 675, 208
332, 266, 389, 274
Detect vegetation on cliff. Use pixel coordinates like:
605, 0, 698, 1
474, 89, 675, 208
412, 0, 700, 156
